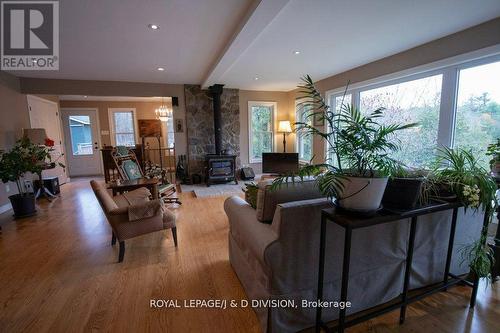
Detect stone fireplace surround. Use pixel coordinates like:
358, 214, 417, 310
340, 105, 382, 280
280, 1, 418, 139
184, 85, 240, 178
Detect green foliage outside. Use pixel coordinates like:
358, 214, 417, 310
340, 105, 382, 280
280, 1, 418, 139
251, 106, 273, 160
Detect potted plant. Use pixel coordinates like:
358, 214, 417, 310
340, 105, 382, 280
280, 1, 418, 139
0, 137, 62, 218
432, 146, 497, 282
486, 138, 500, 176
274, 75, 417, 213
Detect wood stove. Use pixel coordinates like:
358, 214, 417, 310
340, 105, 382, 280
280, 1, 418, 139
204, 84, 237, 186
206, 154, 237, 186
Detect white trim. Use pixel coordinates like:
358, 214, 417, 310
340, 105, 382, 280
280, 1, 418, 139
248, 101, 276, 163
295, 100, 313, 163
107, 108, 139, 147
0, 202, 12, 215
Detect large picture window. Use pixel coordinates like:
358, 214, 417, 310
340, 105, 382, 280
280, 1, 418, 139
326, 52, 500, 169
296, 102, 313, 162
249, 101, 275, 163
454, 60, 500, 168
359, 74, 442, 167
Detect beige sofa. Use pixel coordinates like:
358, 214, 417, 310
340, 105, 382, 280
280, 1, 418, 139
224, 179, 483, 332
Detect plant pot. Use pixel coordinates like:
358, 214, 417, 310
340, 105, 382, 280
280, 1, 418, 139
9, 193, 36, 218
337, 176, 388, 212
382, 177, 424, 210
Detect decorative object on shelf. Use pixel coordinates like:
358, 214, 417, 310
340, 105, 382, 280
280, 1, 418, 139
486, 138, 500, 176
0, 136, 64, 217
175, 118, 184, 133
155, 97, 172, 122
273, 75, 417, 213
278, 120, 292, 153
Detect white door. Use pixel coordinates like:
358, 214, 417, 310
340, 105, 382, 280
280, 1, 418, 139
61, 108, 102, 176
27, 95, 68, 184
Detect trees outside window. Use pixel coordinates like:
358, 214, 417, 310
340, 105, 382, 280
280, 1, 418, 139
359, 75, 442, 168
249, 102, 275, 163
296, 102, 313, 162
454, 61, 500, 169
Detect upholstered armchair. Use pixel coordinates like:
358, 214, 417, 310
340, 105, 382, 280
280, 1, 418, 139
90, 180, 177, 262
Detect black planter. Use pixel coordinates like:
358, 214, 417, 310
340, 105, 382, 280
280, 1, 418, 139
9, 193, 36, 218
382, 177, 424, 210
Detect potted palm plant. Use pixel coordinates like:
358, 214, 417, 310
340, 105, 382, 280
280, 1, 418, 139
0, 137, 61, 218
274, 76, 417, 213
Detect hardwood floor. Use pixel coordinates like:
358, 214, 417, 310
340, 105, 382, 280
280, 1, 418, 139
0, 178, 498, 333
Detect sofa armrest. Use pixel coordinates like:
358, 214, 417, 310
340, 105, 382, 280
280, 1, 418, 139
224, 196, 278, 264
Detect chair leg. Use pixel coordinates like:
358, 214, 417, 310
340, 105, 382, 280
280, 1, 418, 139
171, 227, 178, 247
118, 241, 125, 262
111, 232, 116, 246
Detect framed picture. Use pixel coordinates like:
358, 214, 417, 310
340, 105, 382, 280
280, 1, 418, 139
138, 119, 162, 137
175, 119, 184, 133
313, 113, 324, 127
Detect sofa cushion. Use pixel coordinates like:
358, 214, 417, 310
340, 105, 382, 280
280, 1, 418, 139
255, 178, 323, 222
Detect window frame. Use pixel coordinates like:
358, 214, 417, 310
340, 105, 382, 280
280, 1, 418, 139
295, 100, 313, 163
108, 108, 139, 147
248, 101, 276, 163
324, 47, 500, 164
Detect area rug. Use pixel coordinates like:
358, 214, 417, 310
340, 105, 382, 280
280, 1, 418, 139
180, 181, 250, 198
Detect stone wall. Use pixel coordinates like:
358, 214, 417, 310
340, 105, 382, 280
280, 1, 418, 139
184, 85, 240, 177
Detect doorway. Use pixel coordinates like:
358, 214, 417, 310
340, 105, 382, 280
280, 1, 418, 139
61, 108, 102, 176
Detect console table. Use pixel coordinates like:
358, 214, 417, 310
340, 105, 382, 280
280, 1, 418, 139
315, 201, 487, 333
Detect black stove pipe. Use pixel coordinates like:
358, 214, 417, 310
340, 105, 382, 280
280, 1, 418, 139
208, 84, 224, 155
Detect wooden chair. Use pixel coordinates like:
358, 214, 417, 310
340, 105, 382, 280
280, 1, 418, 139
111, 146, 181, 204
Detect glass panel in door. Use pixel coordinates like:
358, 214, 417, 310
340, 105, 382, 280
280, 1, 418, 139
69, 115, 93, 156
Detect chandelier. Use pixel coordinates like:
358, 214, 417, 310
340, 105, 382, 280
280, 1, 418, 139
155, 97, 172, 122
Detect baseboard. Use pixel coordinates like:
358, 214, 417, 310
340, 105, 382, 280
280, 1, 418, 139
0, 202, 13, 215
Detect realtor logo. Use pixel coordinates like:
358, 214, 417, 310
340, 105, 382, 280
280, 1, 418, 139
1, 1, 59, 70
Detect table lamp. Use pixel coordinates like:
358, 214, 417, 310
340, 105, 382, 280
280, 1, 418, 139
278, 120, 292, 153
23, 128, 47, 145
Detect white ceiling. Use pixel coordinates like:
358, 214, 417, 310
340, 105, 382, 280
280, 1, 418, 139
9, 0, 255, 84
8, 0, 500, 91
209, 0, 500, 91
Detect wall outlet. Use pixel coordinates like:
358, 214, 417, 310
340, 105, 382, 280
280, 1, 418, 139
24, 180, 34, 193
5, 184, 10, 193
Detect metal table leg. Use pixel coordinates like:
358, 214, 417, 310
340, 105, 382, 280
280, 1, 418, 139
315, 212, 328, 333
338, 226, 352, 333
443, 208, 459, 290
400, 216, 418, 324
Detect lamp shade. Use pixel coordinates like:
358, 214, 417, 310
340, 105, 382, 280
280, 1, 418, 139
23, 128, 47, 145
278, 120, 292, 133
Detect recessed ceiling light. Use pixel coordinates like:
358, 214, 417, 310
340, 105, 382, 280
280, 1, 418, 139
294, 50, 300, 55
254, 77, 259, 80
157, 67, 165, 71
148, 24, 159, 30
83, 95, 88, 98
